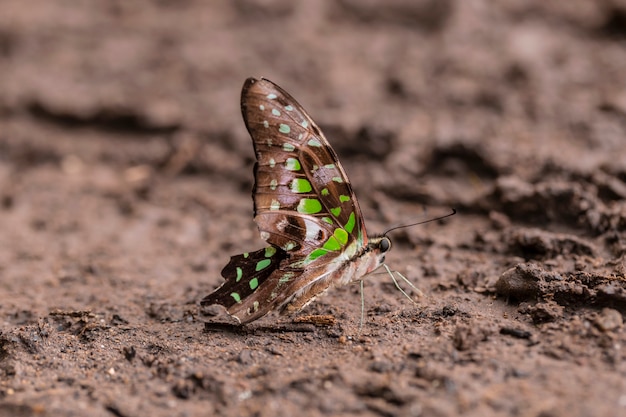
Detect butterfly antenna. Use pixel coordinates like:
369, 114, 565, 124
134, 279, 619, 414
383, 208, 456, 236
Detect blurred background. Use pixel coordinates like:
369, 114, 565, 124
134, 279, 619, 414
1, 1, 626, 416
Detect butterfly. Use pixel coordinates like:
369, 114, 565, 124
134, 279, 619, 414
201, 77, 395, 324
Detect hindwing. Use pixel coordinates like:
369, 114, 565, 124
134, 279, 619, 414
201, 247, 288, 310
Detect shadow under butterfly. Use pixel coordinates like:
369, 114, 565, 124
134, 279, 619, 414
201, 77, 454, 326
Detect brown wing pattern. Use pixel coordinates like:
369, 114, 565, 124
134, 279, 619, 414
241, 78, 368, 255
201, 247, 288, 309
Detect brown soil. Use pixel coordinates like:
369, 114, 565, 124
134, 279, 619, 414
1, 1, 626, 416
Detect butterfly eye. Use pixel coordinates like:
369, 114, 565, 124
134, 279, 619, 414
379, 237, 391, 253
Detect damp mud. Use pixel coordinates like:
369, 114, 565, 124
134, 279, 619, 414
1, 1, 626, 416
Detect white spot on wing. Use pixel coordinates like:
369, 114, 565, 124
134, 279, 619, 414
304, 218, 323, 243
276, 218, 289, 232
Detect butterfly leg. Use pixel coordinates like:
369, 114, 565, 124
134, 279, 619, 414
358, 279, 365, 335
383, 264, 423, 304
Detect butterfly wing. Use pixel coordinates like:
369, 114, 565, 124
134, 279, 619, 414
201, 246, 288, 314
243, 77, 368, 256
202, 77, 376, 323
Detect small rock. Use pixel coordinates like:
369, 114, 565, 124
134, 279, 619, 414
521, 301, 564, 324
593, 308, 623, 332
495, 264, 542, 299
238, 349, 254, 365
453, 322, 493, 351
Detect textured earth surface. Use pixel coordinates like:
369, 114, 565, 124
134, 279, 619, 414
1, 1, 626, 416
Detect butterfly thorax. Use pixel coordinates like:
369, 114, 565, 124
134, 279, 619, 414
281, 235, 391, 314
347, 235, 391, 281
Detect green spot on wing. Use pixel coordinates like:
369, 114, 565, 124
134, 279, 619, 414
256, 259, 271, 271
321, 188, 329, 196
297, 198, 322, 214
279, 124, 291, 134
236, 267, 243, 282
301, 120, 309, 128
249, 278, 259, 290
334, 228, 348, 245
231, 292, 242, 303
285, 158, 301, 171
284, 105, 294, 111
339, 195, 351, 203
322, 216, 333, 225
264, 247, 276, 257
332, 177, 343, 183
330, 207, 341, 217
283, 143, 296, 152
307, 138, 321, 147
272, 109, 281, 116
323, 236, 341, 251
309, 248, 328, 261
243, 253, 249, 258
267, 93, 277, 99
290, 178, 312, 193
344, 212, 356, 233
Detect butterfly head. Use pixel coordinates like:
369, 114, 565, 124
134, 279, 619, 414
367, 235, 392, 263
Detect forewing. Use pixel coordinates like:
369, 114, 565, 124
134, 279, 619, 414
241, 77, 367, 260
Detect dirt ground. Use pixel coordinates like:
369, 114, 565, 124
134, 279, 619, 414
1, 1, 626, 416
